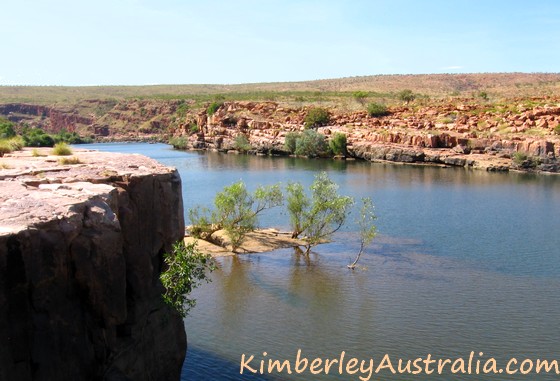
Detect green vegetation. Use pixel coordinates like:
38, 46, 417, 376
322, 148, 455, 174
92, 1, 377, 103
0, 118, 16, 139
188, 174, 377, 257
367, 102, 389, 117
23, 128, 55, 147
284, 132, 300, 154
206, 101, 223, 116
58, 156, 82, 165
329, 132, 347, 156
554, 125, 560, 135
189, 182, 283, 252
304, 107, 330, 128
478, 91, 489, 101
294, 130, 328, 157
352, 91, 369, 105
160, 241, 216, 318
233, 134, 252, 153
287, 172, 354, 253
51, 142, 72, 156
0, 142, 11, 157
348, 197, 377, 269
512, 151, 528, 165
397, 89, 416, 104
52, 130, 93, 144
169, 136, 189, 150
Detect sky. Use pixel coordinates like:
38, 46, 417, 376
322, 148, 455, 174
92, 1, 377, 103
1, 0, 559, 86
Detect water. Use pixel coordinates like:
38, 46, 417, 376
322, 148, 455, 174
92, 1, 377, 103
83, 143, 560, 380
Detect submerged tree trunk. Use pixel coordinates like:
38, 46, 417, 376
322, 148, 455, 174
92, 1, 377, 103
347, 242, 365, 269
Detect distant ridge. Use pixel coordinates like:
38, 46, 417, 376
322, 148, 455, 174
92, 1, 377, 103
1, 72, 559, 104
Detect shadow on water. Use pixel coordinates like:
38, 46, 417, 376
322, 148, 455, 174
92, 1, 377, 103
181, 347, 278, 381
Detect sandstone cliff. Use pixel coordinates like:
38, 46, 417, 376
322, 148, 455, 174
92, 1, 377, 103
0, 149, 186, 380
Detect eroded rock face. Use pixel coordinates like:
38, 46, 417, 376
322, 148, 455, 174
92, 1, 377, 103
0, 150, 186, 380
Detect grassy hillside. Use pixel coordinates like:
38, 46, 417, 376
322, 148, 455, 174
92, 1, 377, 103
1, 73, 559, 105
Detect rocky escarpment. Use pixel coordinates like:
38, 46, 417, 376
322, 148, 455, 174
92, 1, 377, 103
172, 100, 560, 173
0, 150, 186, 380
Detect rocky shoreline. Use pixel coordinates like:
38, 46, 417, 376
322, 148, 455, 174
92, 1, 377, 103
169, 100, 560, 174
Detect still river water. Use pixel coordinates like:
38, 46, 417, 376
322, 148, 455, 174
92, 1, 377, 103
85, 143, 560, 381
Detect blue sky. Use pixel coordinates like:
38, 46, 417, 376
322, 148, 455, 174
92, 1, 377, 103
1, 0, 559, 85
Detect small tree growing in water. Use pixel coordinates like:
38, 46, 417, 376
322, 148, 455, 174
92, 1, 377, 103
189, 182, 283, 252
287, 172, 354, 253
347, 197, 377, 269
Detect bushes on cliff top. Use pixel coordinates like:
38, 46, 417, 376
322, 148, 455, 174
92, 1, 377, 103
367, 103, 390, 117
207, 101, 224, 116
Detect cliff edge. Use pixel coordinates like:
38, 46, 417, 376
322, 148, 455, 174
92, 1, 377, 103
0, 149, 186, 380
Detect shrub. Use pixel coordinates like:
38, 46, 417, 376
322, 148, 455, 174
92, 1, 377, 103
207, 101, 223, 116
0, 119, 16, 139
233, 134, 252, 153
294, 130, 328, 157
4, 136, 24, 151
52, 130, 93, 144
554, 125, 560, 135
189, 123, 199, 134
23, 128, 55, 147
512, 151, 528, 165
58, 157, 82, 165
0, 141, 12, 157
367, 103, 389, 117
304, 107, 329, 128
397, 89, 415, 104
352, 91, 368, 105
284, 132, 300, 154
329, 132, 347, 156
478, 91, 489, 101
52, 142, 72, 156
160, 241, 216, 318
169, 136, 189, 150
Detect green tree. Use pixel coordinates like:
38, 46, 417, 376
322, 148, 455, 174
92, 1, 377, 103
287, 172, 354, 253
294, 129, 328, 157
347, 197, 377, 269
189, 182, 283, 252
397, 89, 415, 104
329, 132, 347, 156
304, 107, 330, 128
352, 91, 368, 105
160, 240, 215, 318
284, 132, 300, 154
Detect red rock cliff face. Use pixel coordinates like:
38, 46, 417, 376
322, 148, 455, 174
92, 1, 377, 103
0, 151, 186, 380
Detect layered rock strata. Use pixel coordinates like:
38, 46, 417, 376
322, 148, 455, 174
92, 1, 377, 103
0, 149, 186, 380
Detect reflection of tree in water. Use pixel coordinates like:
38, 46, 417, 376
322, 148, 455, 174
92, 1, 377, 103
216, 255, 254, 335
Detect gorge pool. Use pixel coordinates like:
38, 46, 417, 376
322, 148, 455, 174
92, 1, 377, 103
84, 143, 560, 380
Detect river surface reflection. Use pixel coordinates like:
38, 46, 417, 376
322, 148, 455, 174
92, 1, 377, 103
83, 143, 560, 380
